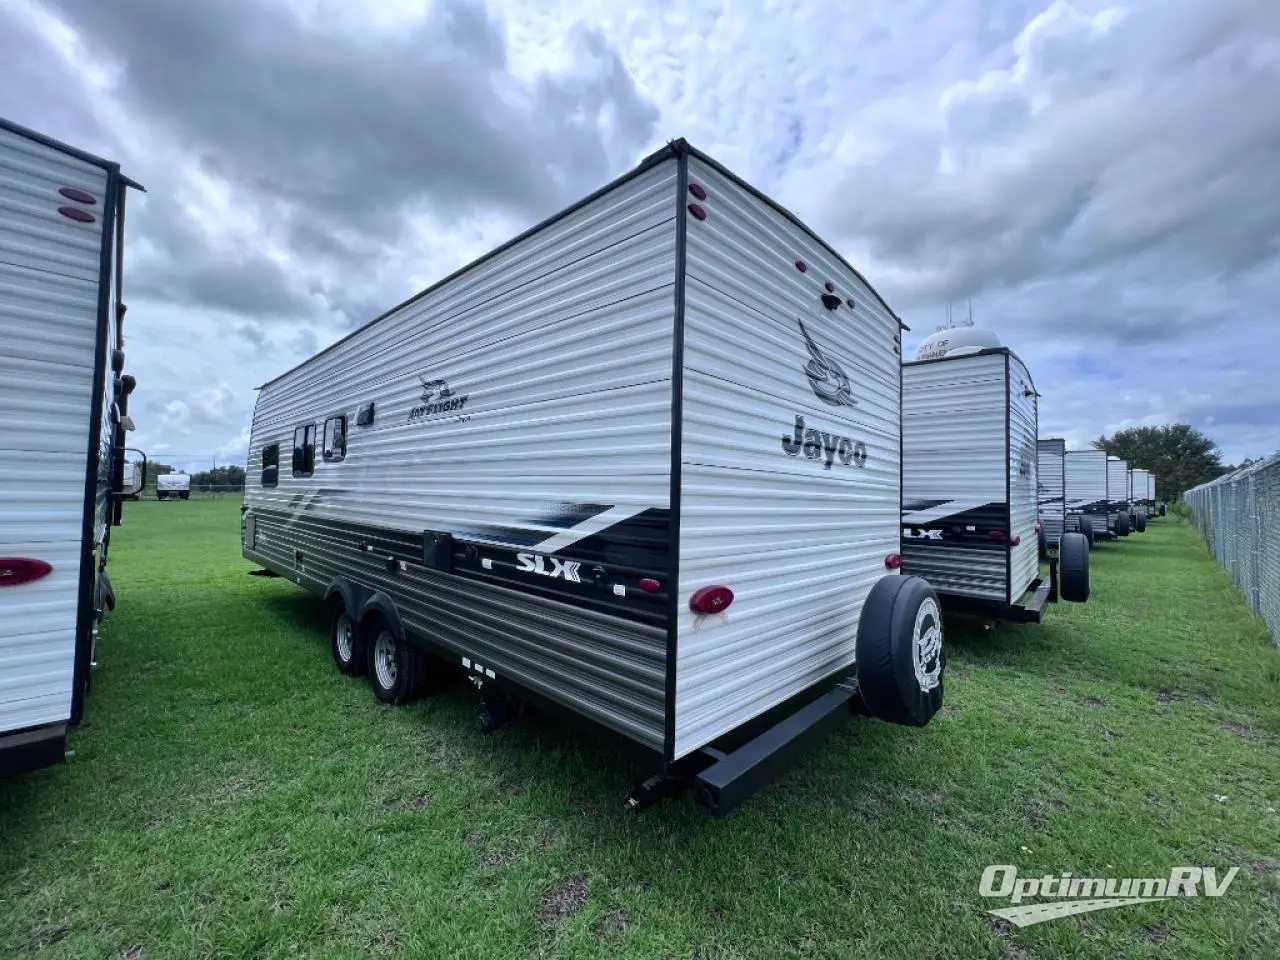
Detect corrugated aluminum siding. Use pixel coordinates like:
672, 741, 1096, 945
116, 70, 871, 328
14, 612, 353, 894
1007, 354, 1039, 601
1037, 439, 1066, 543
1065, 450, 1108, 511
901, 352, 1008, 601
245, 158, 679, 751
673, 154, 902, 759
0, 126, 109, 734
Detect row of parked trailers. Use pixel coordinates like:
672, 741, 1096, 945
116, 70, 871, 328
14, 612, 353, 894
0, 125, 1158, 816
1038, 443, 1164, 545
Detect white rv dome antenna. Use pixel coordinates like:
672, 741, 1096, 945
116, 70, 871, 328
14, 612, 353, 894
916, 302, 999, 360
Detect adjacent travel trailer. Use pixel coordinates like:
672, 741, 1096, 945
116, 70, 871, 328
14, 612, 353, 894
899, 326, 1088, 622
0, 118, 144, 776
1036, 438, 1066, 556
1128, 468, 1150, 532
1065, 449, 1110, 544
157, 472, 190, 500
121, 461, 143, 500
1107, 456, 1131, 537
242, 139, 947, 816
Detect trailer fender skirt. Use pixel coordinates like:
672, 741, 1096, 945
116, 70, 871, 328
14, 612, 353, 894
358, 591, 406, 643
98, 570, 115, 612
324, 578, 364, 620
694, 683, 856, 818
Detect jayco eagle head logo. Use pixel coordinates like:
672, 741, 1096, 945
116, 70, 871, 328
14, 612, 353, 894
419, 377, 455, 404
798, 320, 856, 407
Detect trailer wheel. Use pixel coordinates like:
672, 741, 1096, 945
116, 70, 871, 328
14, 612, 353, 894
1079, 516, 1095, 547
368, 622, 427, 705
1134, 511, 1147, 533
330, 604, 365, 677
855, 575, 944, 727
1058, 533, 1090, 603
1116, 510, 1130, 537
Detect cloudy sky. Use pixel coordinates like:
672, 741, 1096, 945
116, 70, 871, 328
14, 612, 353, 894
3, 0, 1277, 468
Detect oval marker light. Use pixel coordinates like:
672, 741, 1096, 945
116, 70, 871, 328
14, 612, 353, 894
884, 553, 903, 570
689, 585, 734, 614
638, 578, 661, 593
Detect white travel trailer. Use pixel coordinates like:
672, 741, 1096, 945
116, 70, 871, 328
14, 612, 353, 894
121, 461, 143, 499
1065, 449, 1110, 543
1107, 456, 1131, 537
1036, 438, 1066, 555
157, 472, 190, 500
900, 326, 1089, 622
1128, 468, 1150, 532
242, 139, 946, 816
0, 118, 144, 776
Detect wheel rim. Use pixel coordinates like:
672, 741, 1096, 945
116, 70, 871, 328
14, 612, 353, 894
912, 598, 943, 692
374, 630, 398, 689
335, 613, 354, 663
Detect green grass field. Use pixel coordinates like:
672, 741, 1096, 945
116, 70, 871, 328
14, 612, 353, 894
3, 500, 1278, 959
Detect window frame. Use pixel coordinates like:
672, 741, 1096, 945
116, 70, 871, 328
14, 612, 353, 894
322, 415, 347, 463
292, 423, 316, 477
261, 443, 280, 488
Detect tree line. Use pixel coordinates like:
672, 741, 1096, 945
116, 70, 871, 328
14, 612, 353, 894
1092, 423, 1265, 501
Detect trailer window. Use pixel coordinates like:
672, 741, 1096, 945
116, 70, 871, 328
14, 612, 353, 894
322, 416, 347, 462
261, 444, 279, 488
292, 424, 316, 477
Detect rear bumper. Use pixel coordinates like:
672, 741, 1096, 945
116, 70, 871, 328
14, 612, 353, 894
0, 722, 67, 778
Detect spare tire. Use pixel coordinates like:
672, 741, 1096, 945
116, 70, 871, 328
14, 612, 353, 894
1116, 510, 1131, 537
1059, 532, 1090, 603
1079, 515, 1095, 547
1135, 511, 1147, 533
855, 575, 944, 727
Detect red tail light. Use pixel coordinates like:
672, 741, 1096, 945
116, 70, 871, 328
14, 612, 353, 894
690, 585, 734, 614
885, 553, 903, 570
1034, 522, 1042, 534
0, 558, 53, 586
988, 530, 1006, 540
638, 578, 661, 593
1010, 535, 1021, 546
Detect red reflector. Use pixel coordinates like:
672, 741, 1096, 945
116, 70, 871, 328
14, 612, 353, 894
687, 203, 707, 221
688, 183, 707, 201
0, 558, 53, 586
58, 206, 96, 223
988, 530, 1005, 540
884, 553, 903, 570
846, 298, 855, 309
689, 585, 734, 615
824, 281, 836, 293
59, 186, 97, 204
794, 259, 807, 273
1011, 535, 1021, 546
1034, 522, 1042, 534
638, 578, 661, 593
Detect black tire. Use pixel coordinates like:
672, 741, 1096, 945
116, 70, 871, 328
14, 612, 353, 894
855, 575, 944, 727
1079, 515, 1095, 547
1059, 532, 1090, 603
330, 603, 365, 676
1116, 510, 1130, 537
1135, 511, 1147, 533
367, 619, 428, 704
180, 491, 189, 500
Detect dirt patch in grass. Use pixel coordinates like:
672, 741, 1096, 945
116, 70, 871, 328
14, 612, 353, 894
380, 791, 431, 813
1142, 921, 1172, 943
591, 909, 633, 938
539, 873, 589, 924
1155, 689, 1179, 703
1081, 696, 1107, 707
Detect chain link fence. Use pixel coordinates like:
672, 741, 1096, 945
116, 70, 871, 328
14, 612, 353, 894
1185, 453, 1280, 646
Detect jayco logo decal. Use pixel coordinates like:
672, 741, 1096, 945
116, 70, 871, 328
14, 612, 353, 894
799, 320, 856, 407
782, 415, 868, 469
516, 553, 581, 583
408, 376, 469, 423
